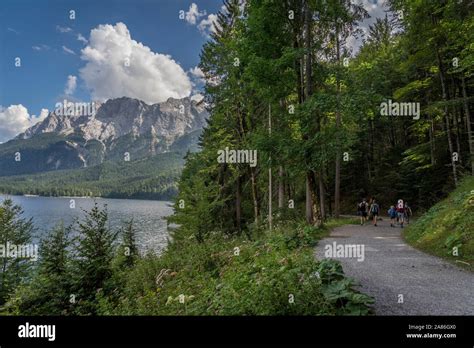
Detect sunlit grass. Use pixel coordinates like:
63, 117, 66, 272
404, 176, 474, 271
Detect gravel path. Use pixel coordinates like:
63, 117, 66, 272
314, 219, 474, 315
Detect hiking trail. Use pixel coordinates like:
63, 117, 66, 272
314, 219, 474, 315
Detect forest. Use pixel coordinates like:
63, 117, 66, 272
0, 152, 183, 200
172, 0, 473, 236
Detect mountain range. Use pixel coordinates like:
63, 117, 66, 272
0, 96, 208, 177
0, 96, 208, 199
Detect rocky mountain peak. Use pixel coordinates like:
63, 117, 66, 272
3, 96, 208, 176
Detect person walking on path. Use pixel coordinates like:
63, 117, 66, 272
369, 199, 380, 226
357, 199, 368, 226
404, 202, 412, 224
396, 199, 405, 228
388, 205, 397, 227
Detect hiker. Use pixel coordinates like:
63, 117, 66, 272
396, 199, 405, 228
369, 199, 380, 226
404, 202, 412, 224
357, 199, 368, 225
388, 205, 397, 227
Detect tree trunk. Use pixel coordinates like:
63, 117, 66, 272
278, 166, 284, 209
429, 115, 436, 166
311, 171, 320, 225
249, 167, 259, 224
454, 108, 463, 166
268, 104, 272, 230
462, 77, 474, 175
435, 48, 458, 186
303, 0, 318, 224
426, 92, 436, 166
334, 18, 342, 218
319, 171, 326, 221
305, 172, 313, 224
235, 175, 241, 233
451, 80, 463, 166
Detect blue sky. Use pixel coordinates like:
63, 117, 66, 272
0, 0, 223, 141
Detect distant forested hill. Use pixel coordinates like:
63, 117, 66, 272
0, 152, 184, 200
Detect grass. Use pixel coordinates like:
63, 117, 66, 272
101, 216, 373, 315
403, 176, 474, 271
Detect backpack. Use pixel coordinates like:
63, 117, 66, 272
371, 204, 379, 214
358, 202, 366, 211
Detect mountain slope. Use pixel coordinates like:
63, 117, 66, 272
0, 152, 184, 200
403, 177, 474, 270
0, 96, 207, 176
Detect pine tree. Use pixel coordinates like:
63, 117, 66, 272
6, 223, 73, 315
116, 219, 138, 268
0, 199, 34, 305
72, 204, 117, 314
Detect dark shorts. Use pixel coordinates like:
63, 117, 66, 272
361, 212, 367, 217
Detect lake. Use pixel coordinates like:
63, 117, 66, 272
0, 195, 174, 254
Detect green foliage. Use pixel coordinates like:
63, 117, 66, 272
0, 199, 34, 306
107, 218, 373, 315
404, 176, 474, 270
3, 206, 141, 316
71, 204, 118, 315
317, 259, 373, 315
0, 152, 183, 200
5, 224, 74, 315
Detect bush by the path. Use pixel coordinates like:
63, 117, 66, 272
404, 176, 474, 271
2, 201, 373, 316
103, 218, 374, 315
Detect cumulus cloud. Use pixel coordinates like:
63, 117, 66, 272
79, 22, 192, 104
62, 45, 76, 55
185, 3, 206, 25
189, 66, 205, 84
65, 75, 77, 95
190, 93, 204, 102
0, 105, 48, 142
77, 33, 88, 44
198, 14, 220, 36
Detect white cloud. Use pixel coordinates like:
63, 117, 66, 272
0, 105, 48, 142
346, 0, 391, 54
198, 14, 220, 36
77, 33, 88, 44
79, 22, 192, 104
56, 25, 72, 33
32, 44, 50, 51
65, 75, 77, 95
189, 66, 205, 84
62, 45, 76, 55
185, 3, 206, 25
190, 93, 204, 102
8, 27, 20, 34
